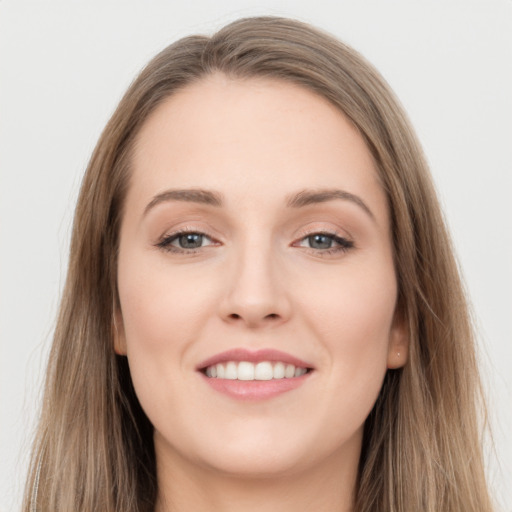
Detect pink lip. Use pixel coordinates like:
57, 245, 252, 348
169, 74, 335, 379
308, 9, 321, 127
196, 348, 314, 401
196, 348, 313, 370
200, 372, 312, 401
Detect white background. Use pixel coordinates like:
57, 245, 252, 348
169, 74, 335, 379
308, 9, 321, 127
1, 1, 511, 510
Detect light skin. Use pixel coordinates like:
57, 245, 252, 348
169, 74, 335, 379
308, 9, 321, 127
114, 74, 408, 512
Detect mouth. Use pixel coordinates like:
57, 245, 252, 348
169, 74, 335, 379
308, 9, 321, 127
201, 361, 312, 380
197, 348, 314, 400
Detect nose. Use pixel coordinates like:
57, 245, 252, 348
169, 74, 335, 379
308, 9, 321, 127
218, 238, 292, 329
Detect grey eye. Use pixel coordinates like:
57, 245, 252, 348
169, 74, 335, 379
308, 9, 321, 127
307, 234, 334, 249
176, 233, 205, 249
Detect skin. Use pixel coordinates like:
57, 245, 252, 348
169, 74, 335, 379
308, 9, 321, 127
115, 74, 408, 512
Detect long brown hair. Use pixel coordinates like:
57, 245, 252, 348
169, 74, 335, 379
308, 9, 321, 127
23, 16, 494, 511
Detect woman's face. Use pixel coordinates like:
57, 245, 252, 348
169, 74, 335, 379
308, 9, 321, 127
115, 74, 407, 479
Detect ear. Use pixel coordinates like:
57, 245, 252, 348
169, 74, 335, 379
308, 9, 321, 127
113, 308, 127, 356
387, 307, 409, 369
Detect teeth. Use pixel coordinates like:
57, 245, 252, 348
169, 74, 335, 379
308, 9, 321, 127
294, 366, 307, 377
284, 364, 295, 378
204, 361, 309, 380
273, 362, 285, 379
255, 362, 273, 380
225, 362, 237, 380
238, 361, 255, 381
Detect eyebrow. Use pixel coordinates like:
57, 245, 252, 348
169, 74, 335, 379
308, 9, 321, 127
144, 187, 375, 220
144, 189, 223, 215
286, 188, 374, 219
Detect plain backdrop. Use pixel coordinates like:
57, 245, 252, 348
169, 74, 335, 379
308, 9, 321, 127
1, 1, 511, 510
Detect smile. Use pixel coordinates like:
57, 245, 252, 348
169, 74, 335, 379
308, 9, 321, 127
197, 348, 314, 400
204, 361, 309, 380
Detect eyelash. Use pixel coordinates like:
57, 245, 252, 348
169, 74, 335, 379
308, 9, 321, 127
155, 228, 354, 257
295, 231, 354, 256
155, 228, 219, 254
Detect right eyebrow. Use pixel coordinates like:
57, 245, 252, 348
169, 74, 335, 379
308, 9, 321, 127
143, 188, 224, 216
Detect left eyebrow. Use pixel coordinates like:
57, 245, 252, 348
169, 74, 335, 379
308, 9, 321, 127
286, 188, 375, 221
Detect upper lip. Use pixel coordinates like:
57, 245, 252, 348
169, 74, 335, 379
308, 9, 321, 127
196, 348, 314, 371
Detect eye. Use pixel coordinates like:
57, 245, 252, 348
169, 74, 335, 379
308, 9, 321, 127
155, 230, 216, 253
296, 232, 354, 255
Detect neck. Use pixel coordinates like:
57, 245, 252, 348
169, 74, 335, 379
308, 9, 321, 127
154, 438, 360, 512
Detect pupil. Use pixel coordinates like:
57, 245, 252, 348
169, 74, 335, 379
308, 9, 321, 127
179, 233, 202, 249
310, 234, 332, 249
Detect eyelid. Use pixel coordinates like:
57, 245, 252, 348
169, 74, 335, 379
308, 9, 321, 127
293, 222, 353, 241
291, 229, 354, 255
157, 224, 219, 241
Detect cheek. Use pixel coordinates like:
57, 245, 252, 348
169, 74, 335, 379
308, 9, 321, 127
298, 258, 396, 406
116, 253, 224, 434
117, 251, 220, 371
299, 254, 397, 340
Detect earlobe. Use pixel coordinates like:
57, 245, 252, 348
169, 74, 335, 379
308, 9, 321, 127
387, 311, 409, 369
113, 309, 127, 356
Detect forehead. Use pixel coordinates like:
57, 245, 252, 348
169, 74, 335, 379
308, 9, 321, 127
129, 74, 387, 223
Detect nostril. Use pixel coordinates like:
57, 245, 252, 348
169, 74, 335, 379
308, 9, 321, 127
224, 311, 283, 325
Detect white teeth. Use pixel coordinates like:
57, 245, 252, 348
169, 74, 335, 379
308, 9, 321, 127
254, 362, 273, 380
204, 361, 309, 380
273, 362, 285, 379
237, 361, 255, 381
284, 364, 295, 378
225, 362, 237, 380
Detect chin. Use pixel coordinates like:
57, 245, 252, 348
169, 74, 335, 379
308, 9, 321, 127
190, 427, 351, 480
199, 448, 308, 479
156, 427, 317, 479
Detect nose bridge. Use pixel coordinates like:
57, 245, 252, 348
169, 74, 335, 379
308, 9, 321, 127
219, 229, 291, 327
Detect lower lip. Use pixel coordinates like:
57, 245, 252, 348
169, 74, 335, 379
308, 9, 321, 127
199, 372, 312, 401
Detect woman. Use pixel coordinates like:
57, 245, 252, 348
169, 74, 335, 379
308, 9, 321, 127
23, 16, 494, 512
